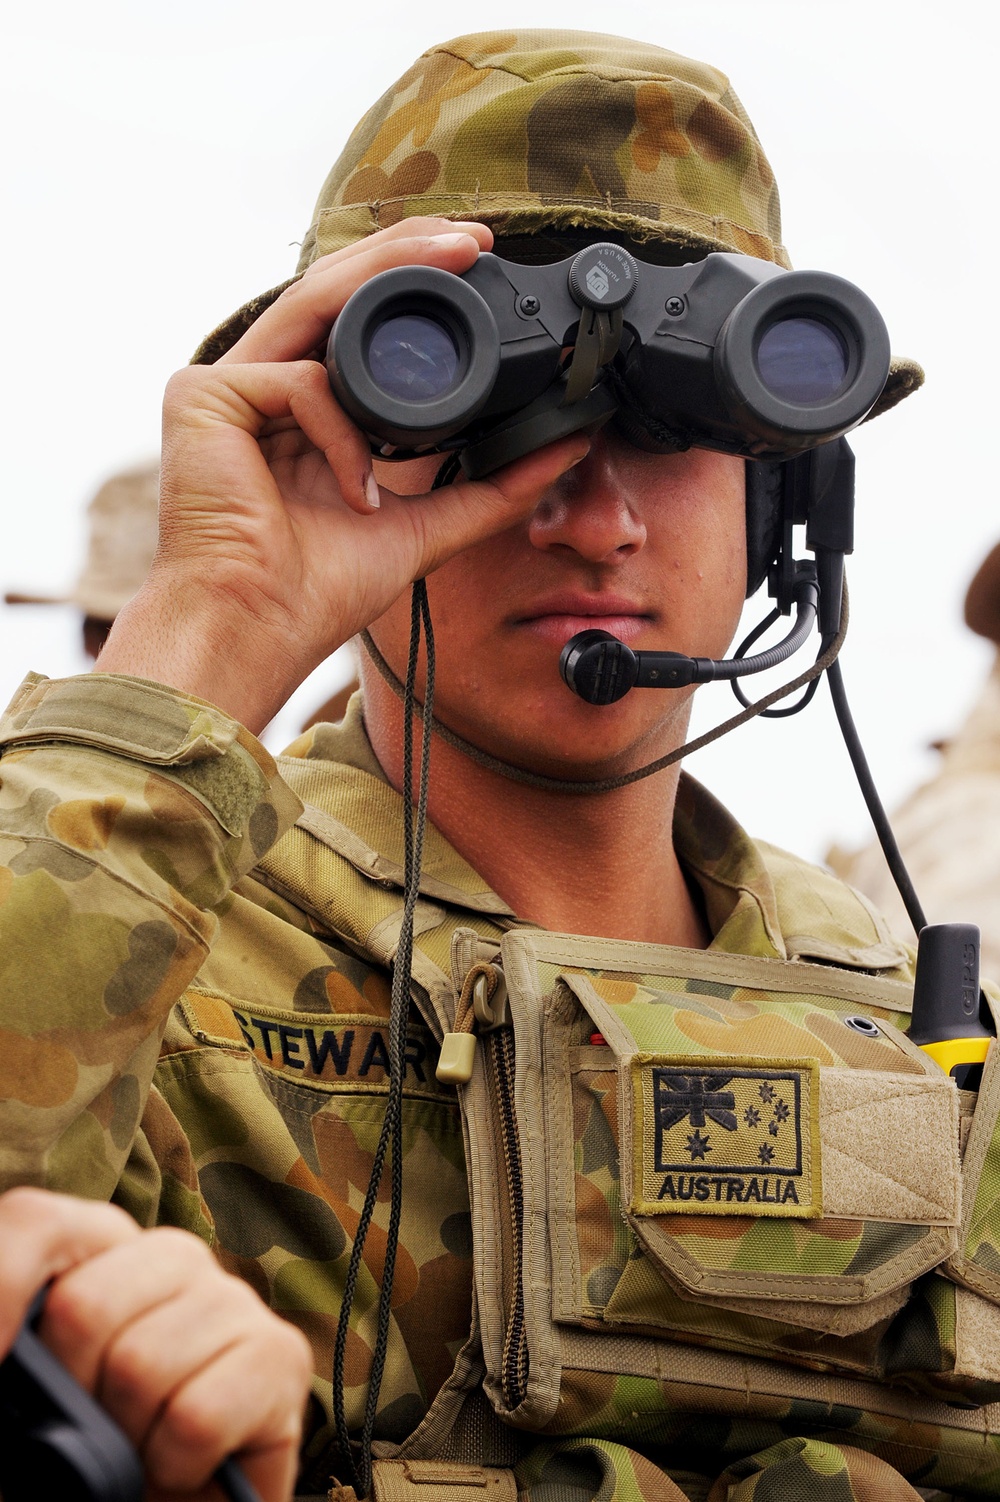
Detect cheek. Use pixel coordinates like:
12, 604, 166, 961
693, 456, 746, 584
700, 506, 748, 642
367, 532, 511, 681
647, 455, 746, 655
421, 541, 514, 670
650, 455, 746, 589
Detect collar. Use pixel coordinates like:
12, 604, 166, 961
279, 695, 785, 955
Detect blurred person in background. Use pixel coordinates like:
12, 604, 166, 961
5, 461, 160, 662
830, 539, 1000, 974
3, 454, 359, 735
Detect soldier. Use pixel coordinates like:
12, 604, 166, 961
1, 30, 992, 1502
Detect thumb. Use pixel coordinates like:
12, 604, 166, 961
404, 431, 591, 577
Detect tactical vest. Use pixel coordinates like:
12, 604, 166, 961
257, 773, 1000, 1485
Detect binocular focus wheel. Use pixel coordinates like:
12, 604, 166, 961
566, 243, 639, 311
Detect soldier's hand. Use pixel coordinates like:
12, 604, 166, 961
97, 218, 589, 731
0, 1188, 312, 1502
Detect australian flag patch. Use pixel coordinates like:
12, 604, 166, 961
629, 1055, 823, 1219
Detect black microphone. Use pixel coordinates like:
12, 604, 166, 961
560, 571, 819, 706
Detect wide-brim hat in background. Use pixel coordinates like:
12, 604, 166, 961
5, 460, 160, 621
965, 541, 1000, 648
192, 29, 922, 421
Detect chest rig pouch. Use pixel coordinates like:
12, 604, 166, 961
451, 927, 1000, 1434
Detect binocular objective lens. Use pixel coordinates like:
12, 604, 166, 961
756, 317, 849, 404
366, 314, 460, 402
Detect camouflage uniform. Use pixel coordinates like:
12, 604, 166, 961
4, 673, 1000, 1501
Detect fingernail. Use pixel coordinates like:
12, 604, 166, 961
429, 232, 471, 247
365, 472, 381, 510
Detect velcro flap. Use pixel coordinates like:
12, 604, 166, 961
561, 970, 961, 1307
0, 672, 241, 763
953, 1284, 1000, 1382
821, 1068, 960, 1224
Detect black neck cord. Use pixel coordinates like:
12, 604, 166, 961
332, 472, 446, 1496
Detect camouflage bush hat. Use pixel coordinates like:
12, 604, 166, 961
4, 460, 160, 620
193, 28, 922, 420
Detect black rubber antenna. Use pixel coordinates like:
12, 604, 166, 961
826, 653, 927, 935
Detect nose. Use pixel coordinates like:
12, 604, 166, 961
527, 429, 647, 565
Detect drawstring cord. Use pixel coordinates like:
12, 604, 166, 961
331, 456, 453, 1497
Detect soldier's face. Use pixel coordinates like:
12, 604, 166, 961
365, 430, 747, 777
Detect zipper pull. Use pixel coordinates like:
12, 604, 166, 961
436, 963, 507, 1085
437, 1031, 477, 1084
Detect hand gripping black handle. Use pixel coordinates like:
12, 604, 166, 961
0, 1294, 261, 1502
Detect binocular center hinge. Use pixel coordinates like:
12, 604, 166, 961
563, 305, 624, 406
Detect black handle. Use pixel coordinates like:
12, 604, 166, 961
0, 1295, 262, 1502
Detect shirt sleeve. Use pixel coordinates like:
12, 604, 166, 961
0, 671, 302, 1198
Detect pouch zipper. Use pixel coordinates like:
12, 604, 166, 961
484, 1023, 529, 1409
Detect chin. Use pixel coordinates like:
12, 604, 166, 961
439, 678, 690, 781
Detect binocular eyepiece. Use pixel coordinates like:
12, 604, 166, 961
326, 242, 891, 477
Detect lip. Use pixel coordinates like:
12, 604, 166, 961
513, 593, 653, 648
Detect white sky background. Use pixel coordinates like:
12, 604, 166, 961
2, 0, 996, 874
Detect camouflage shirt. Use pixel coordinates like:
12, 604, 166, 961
1, 671, 996, 1501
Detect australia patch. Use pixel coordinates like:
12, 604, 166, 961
629, 1055, 822, 1219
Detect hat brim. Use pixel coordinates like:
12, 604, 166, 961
192, 273, 924, 425
192, 278, 298, 367
3, 588, 130, 617
4, 590, 71, 606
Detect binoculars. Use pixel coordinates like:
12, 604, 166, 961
325, 241, 891, 479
